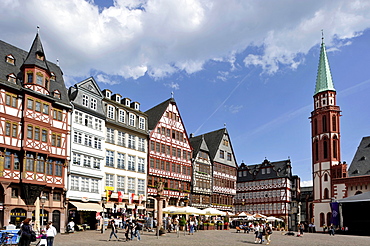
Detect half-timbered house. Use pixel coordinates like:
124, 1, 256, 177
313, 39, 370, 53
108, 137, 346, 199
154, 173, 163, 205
198, 128, 237, 212
236, 159, 300, 230
0, 33, 71, 231
145, 98, 192, 214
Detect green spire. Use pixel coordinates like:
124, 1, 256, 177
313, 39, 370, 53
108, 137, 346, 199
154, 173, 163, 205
314, 38, 335, 95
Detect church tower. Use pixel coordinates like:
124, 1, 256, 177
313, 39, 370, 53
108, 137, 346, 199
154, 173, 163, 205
310, 36, 342, 228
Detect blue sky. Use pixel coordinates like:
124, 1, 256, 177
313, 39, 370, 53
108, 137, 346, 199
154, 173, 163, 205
2, 0, 370, 186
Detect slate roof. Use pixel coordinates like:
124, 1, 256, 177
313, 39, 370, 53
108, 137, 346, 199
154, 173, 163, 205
315, 40, 335, 95
0, 34, 70, 106
145, 98, 174, 130
201, 128, 226, 160
189, 135, 209, 158
238, 158, 293, 181
348, 136, 370, 177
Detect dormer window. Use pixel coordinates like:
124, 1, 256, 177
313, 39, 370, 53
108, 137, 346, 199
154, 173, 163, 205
6, 54, 15, 65
27, 71, 33, 83
36, 72, 43, 85
53, 90, 61, 99
50, 72, 56, 81
7, 73, 16, 83
36, 51, 44, 61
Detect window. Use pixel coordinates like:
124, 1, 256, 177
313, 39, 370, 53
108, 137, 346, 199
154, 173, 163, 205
106, 128, 114, 144
51, 133, 56, 146
53, 193, 61, 201
55, 160, 63, 176
107, 105, 115, 119
27, 98, 34, 110
84, 115, 92, 128
128, 177, 135, 193
139, 117, 145, 130
82, 95, 89, 107
106, 150, 114, 167
138, 158, 145, 173
27, 125, 33, 139
95, 119, 102, 131
73, 152, 81, 165
128, 155, 135, 171
53, 109, 63, 121
223, 139, 229, 146
81, 177, 89, 192
324, 173, 328, 182
227, 153, 232, 161
324, 188, 329, 199
138, 138, 145, 152
322, 115, 327, 132
219, 150, 225, 159
90, 98, 97, 110
128, 134, 135, 149
5, 122, 11, 136
71, 175, 79, 191
36, 74, 43, 85
83, 155, 91, 168
106, 174, 114, 187
42, 104, 49, 114
6, 54, 15, 65
74, 111, 83, 124
117, 131, 125, 146
118, 110, 125, 123
74, 132, 82, 144
138, 179, 145, 195
129, 113, 135, 126
93, 158, 100, 169
5, 94, 17, 108
332, 115, 337, 131
27, 72, 33, 83
117, 176, 125, 192
46, 159, 53, 175
323, 139, 328, 159
35, 101, 41, 112
91, 178, 99, 193
117, 153, 125, 169
41, 129, 47, 142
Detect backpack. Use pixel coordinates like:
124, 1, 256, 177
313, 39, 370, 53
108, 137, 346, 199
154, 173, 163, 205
136, 223, 142, 230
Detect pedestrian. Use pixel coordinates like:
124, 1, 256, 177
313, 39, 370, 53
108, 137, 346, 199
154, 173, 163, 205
329, 224, 335, 236
188, 219, 194, 235
133, 220, 142, 241
46, 221, 57, 246
130, 221, 138, 241
18, 218, 34, 246
299, 223, 304, 236
107, 219, 119, 241
36, 230, 47, 246
254, 224, 260, 243
257, 224, 264, 244
67, 220, 75, 233
124, 223, 131, 241
265, 224, 272, 245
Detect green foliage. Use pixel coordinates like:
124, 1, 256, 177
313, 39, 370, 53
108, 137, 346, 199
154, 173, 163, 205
179, 217, 187, 226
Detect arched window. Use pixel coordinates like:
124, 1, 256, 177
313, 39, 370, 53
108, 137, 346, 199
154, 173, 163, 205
320, 212, 325, 227
333, 136, 338, 159
332, 115, 337, 131
324, 173, 328, 182
314, 119, 318, 135
315, 140, 319, 161
323, 139, 328, 159
322, 115, 327, 132
324, 188, 329, 199
326, 212, 332, 227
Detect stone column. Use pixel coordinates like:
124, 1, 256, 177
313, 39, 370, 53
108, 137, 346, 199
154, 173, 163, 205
156, 196, 165, 235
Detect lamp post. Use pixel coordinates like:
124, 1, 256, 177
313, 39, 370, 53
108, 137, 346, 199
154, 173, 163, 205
101, 197, 106, 234
40, 196, 47, 230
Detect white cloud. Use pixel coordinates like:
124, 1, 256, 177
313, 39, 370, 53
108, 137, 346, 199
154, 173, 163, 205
228, 105, 243, 114
2, 0, 370, 80
301, 180, 313, 187
164, 82, 180, 90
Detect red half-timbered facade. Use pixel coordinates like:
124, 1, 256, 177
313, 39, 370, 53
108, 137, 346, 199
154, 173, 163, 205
145, 98, 192, 212
0, 34, 71, 232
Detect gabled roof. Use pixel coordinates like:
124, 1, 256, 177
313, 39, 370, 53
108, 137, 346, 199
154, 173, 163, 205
314, 39, 335, 95
22, 33, 50, 72
348, 136, 370, 177
145, 98, 175, 130
190, 135, 209, 158
201, 128, 227, 160
238, 159, 293, 181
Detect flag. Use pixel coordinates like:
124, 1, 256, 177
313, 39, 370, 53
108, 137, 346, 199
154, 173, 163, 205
330, 202, 340, 226
118, 191, 123, 203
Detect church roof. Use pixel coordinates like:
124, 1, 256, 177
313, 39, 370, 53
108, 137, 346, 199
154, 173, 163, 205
314, 39, 335, 95
348, 136, 370, 177
23, 33, 50, 71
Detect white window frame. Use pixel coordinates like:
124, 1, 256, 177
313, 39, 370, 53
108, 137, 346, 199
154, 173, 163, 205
82, 94, 89, 107
119, 110, 125, 123
129, 113, 135, 126
138, 179, 145, 195
107, 105, 115, 119
106, 150, 114, 167
128, 155, 135, 171
138, 138, 145, 152
117, 176, 125, 192
138, 158, 145, 173
117, 131, 125, 146
128, 177, 135, 193
117, 153, 125, 169
106, 174, 114, 187
90, 98, 97, 110
139, 117, 145, 130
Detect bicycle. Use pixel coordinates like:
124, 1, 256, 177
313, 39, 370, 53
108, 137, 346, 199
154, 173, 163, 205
0, 232, 14, 246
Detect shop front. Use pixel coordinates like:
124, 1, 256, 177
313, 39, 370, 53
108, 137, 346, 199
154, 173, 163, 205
68, 201, 103, 231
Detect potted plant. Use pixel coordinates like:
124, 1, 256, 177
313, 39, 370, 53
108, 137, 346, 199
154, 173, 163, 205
179, 217, 186, 231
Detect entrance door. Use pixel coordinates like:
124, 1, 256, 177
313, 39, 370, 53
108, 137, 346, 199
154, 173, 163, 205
52, 210, 61, 232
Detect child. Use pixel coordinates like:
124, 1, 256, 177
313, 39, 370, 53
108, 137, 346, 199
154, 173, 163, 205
36, 230, 47, 246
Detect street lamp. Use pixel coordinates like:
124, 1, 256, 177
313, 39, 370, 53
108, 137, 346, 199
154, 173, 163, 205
40, 196, 47, 230
101, 197, 107, 234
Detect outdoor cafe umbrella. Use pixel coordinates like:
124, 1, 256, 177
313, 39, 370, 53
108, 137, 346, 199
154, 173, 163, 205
162, 206, 179, 214
176, 206, 205, 215
202, 207, 226, 216
266, 216, 283, 222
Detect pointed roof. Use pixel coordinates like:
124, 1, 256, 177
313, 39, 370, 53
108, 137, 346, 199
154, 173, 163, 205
348, 136, 370, 177
201, 128, 227, 160
190, 135, 209, 158
23, 33, 50, 72
145, 98, 175, 130
314, 39, 335, 95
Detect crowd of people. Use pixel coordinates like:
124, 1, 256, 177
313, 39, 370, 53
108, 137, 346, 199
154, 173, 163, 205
16, 218, 57, 246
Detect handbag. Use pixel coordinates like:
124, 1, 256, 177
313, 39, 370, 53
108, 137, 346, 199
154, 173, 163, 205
30, 231, 37, 242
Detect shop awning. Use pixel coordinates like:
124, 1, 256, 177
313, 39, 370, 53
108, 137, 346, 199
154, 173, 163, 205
137, 205, 145, 210
116, 204, 126, 209
70, 201, 103, 212
105, 203, 114, 209
126, 204, 135, 209
338, 191, 370, 203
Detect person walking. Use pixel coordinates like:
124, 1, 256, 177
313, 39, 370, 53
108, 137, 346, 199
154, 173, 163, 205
265, 224, 272, 245
133, 220, 142, 241
254, 224, 260, 243
18, 218, 34, 246
107, 219, 119, 241
46, 221, 57, 246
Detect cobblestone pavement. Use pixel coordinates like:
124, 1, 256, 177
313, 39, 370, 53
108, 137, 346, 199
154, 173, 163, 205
47, 229, 369, 246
